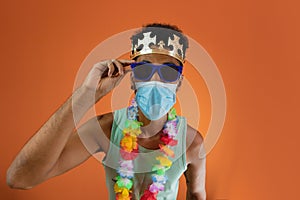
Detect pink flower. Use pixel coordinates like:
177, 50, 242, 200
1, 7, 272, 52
119, 160, 134, 169
163, 121, 178, 137
149, 182, 165, 193
120, 148, 139, 160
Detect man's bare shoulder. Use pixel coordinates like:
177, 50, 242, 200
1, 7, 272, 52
74, 112, 114, 155
186, 124, 204, 164
94, 112, 114, 153
96, 112, 113, 139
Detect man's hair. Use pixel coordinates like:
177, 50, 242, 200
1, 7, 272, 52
130, 23, 189, 60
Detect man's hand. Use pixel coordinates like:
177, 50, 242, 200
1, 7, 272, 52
82, 59, 134, 103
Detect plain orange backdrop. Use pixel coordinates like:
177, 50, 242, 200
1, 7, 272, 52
1, 0, 299, 200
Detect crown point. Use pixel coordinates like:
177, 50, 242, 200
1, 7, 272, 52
157, 40, 165, 49
137, 32, 156, 52
168, 34, 183, 56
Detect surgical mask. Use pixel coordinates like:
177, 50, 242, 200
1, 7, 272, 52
135, 81, 177, 120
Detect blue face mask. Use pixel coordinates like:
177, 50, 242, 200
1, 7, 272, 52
135, 81, 178, 120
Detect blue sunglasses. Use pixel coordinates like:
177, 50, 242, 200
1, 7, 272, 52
130, 62, 183, 82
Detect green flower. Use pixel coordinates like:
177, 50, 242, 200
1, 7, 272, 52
168, 108, 177, 120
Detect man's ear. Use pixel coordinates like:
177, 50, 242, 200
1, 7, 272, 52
176, 75, 184, 92
130, 72, 136, 90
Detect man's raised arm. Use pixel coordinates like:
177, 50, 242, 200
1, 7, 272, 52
6, 59, 134, 189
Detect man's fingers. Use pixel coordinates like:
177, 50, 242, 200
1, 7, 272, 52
111, 59, 134, 76
123, 65, 132, 74
113, 60, 124, 75
118, 59, 134, 74
118, 59, 135, 65
93, 59, 134, 79
107, 60, 115, 77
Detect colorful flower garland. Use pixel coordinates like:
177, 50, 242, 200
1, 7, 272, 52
114, 98, 179, 200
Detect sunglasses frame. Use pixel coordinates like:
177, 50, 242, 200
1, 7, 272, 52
130, 62, 183, 82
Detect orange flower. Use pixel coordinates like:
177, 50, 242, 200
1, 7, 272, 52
120, 135, 138, 152
159, 144, 175, 158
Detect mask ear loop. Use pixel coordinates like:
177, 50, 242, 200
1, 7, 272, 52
176, 63, 184, 90
130, 72, 136, 91
176, 74, 184, 92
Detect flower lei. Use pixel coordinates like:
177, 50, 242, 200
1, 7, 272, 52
114, 98, 179, 200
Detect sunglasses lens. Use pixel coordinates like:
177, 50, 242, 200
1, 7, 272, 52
160, 65, 180, 82
133, 63, 153, 80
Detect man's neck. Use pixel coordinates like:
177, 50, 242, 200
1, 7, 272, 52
137, 108, 167, 139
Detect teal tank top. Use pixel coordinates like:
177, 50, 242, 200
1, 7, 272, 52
102, 108, 187, 200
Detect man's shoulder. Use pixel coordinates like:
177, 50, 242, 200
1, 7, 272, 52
186, 124, 204, 164
96, 112, 114, 140
186, 124, 204, 145
95, 108, 127, 140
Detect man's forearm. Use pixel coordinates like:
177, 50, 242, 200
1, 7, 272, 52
6, 86, 94, 189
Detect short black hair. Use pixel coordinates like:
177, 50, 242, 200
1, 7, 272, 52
144, 23, 183, 33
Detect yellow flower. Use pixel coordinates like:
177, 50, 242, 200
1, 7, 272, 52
114, 183, 122, 193
114, 184, 130, 200
121, 188, 129, 198
123, 128, 141, 136
156, 156, 172, 167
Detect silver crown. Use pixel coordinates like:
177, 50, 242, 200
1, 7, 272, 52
130, 31, 185, 64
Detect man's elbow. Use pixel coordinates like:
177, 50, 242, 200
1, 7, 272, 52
187, 190, 207, 200
6, 169, 34, 190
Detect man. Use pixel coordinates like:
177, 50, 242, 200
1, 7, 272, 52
7, 23, 206, 200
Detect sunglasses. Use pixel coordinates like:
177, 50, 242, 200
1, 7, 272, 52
130, 62, 183, 82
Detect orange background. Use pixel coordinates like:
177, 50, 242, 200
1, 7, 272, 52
1, 0, 299, 199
